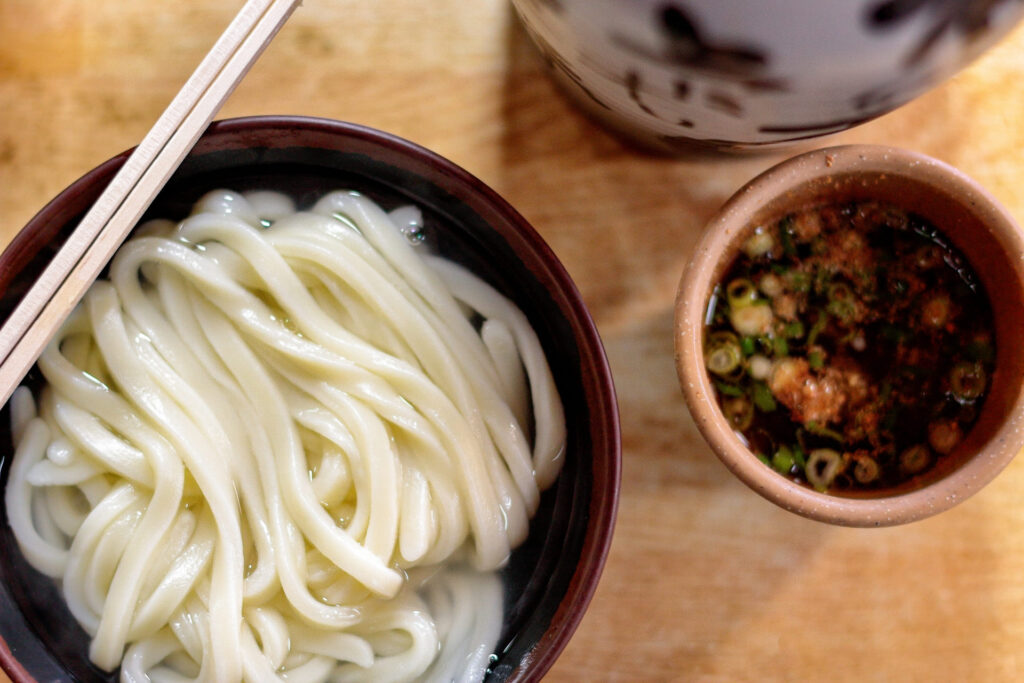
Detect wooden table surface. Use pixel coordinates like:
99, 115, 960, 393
4, 2, 1024, 681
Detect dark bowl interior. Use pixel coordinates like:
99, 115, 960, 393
0, 116, 620, 682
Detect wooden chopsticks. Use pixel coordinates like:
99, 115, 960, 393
0, 0, 301, 406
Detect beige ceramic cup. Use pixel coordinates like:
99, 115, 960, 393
675, 144, 1024, 525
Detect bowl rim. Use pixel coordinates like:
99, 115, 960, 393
0, 115, 621, 682
674, 143, 1024, 526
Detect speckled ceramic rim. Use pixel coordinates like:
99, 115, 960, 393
675, 144, 1024, 526
0, 115, 621, 681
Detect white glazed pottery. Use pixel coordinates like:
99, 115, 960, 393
512, 0, 1024, 152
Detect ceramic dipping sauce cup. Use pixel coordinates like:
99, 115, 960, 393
675, 144, 1024, 526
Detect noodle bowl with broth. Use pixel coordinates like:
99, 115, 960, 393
4, 188, 567, 682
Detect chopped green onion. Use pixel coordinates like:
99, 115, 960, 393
714, 381, 744, 398
772, 335, 789, 358
900, 444, 932, 475
772, 446, 795, 474
722, 396, 754, 431
880, 324, 907, 343
808, 349, 824, 370
704, 332, 744, 377
778, 216, 796, 257
853, 268, 874, 291
853, 455, 880, 484
921, 294, 951, 328
928, 418, 962, 455
806, 312, 828, 347
915, 244, 943, 269
965, 339, 995, 363
786, 270, 810, 293
879, 381, 893, 402
740, 336, 756, 356
784, 320, 805, 339
950, 361, 986, 401
729, 302, 774, 337
726, 278, 760, 310
806, 448, 843, 491
748, 354, 773, 380
806, 421, 843, 442
752, 382, 777, 413
791, 442, 807, 469
759, 273, 784, 297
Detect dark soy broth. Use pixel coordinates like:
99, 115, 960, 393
704, 201, 995, 493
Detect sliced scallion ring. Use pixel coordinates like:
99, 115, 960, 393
805, 448, 843, 491
726, 278, 760, 310
900, 444, 932, 475
949, 361, 986, 401
704, 331, 744, 377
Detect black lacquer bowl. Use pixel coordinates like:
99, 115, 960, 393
0, 116, 621, 682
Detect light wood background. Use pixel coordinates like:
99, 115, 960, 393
3, 2, 1024, 681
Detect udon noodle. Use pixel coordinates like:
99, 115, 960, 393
4, 189, 566, 682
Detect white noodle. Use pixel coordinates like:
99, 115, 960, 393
5, 190, 566, 682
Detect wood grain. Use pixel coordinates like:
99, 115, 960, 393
2, 1, 1024, 681
0, 0, 300, 406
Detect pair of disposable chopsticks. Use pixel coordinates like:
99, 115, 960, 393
0, 0, 302, 406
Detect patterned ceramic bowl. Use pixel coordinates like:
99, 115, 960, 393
512, 0, 1024, 152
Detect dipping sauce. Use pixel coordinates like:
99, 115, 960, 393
704, 200, 996, 493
